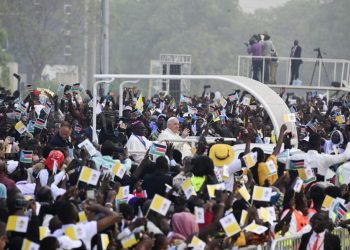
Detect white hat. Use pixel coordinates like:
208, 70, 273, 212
123, 106, 132, 111
7, 160, 19, 174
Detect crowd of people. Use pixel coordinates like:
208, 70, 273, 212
0, 82, 350, 250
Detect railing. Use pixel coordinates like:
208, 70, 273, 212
237, 55, 350, 93
270, 233, 303, 250
332, 227, 350, 250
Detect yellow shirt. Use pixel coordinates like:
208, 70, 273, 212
258, 154, 278, 185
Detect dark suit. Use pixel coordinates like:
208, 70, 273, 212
290, 45, 302, 84
298, 231, 341, 250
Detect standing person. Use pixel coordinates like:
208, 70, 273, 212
290, 40, 303, 85
261, 33, 275, 84
270, 49, 279, 84
298, 211, 340, 250
247, 37, 263, 81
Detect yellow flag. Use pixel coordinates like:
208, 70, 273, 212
181, 178, 196, 199
111, 161, 126, 179
135, 93, 143, 111
22, 238, 39, 250
238, 185, 251, 203
252, 186, 272, 202
244, 222, 268, 235
149, 194, 171, 216
336, 115, 345, 124
121, 233, 138, 249
207, 183, 225, 198
189, 236, 206, 250
240, 210, 248, 226
39, 226, 50, 240
219, 213, 241, 237
243, 152, 257, 168
79, 211, 88, 223
100, 234, 110, 250
6, 215, 29, 233
283, 113, 296, 123
322, 195, 335, 210
79, 166, 101, 186
116, 186, 129, 200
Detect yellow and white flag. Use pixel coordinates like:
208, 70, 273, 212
322, 195, 336, 210
100, 234, 110, 250
252, 186, 272, 202
207, 183, 225, 198
189, 236, 206, 250
15, 121, 27, 134
150, 194, 171, 216
111, 161, 126, 179
293, 178, 304, 193
283, 113, 297, 123
258, 207, 276, 223
121, 233, 138, 249
242, 96, 251, 106
6, 215, 29, 233
219, 213, 241, 237
116, 186, 130, 200
244, 222, 268, 235
39, 226, 50, 240
238, 185, 251, 203
64, 224, 86, 240
135, 93, 143, 111
336, 115, 345, 124
22, 238, 39, 250
219, 97, 227, 107
78, 211, 88, 223
181, 178, 196, 199
79, 166, 101, 186
243, 152, 257, 168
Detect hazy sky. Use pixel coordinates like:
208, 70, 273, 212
239, 0, 290, 13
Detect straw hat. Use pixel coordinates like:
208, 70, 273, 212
209, 144, 234, 167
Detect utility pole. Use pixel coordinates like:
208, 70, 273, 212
101, 0, 109, 96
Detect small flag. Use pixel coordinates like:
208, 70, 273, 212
287, 159, 304, 170
78, 211, 88, 223
6, 215, 29, 233
258, 207, 276, 223
149, 143, 167, 157
265, 160, 277, 176
116, 186, 129, 200
34, 118, 45, 130
100, 234, 110, 250
72, 83, 82, 92
220, 97, 227, 107
26, 85, 33, 92
74, 124, 82, 133
78, 166, 101, 186
252, 186, 272, 202
238, 185, 251, 203
293, 178, 304, 193
333, 202, 348, 220
39, 226, 50, 240
27, 120, 35, 134
189, 236, 206, 250
121, 233, 139, 249
322, 195, 336, 210
298, 167, 316, 184
20, 102, 27, 114
180, 95, 192, 104
58, 83, 65, 92
240, 210, 248, 226
211, 110, 220, 120
283, 113, 296, 123
43, 102, 52, 114
22, 238, 39, 250
219, 213, 241, 237
336, 115, 345, 124
243, 152, 258, 168
194, 207, 205, 224
15, 121, 27, 134
220, 115, 226, 125
228, 93, 239, 102
307, 121, 319, 133
149, 194, 171, 216
64, 224, 86, 240
244, 223, 268, 235
181, 178, 196, 200
111, 162, 126, 179
20, 150, 33, 164
242, 96, 250, 106
14, 109, 21, 119
135, 93, 144, 111
207, 183, 225, 198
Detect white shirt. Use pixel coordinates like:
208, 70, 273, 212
16, 181, 35, 196
289, 143, 350, 176
157, 128, 192, 158
308, 231, 325, 250
125, 134, 152, 165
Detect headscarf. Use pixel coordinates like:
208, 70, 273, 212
171, 212, 199, 240
324, 130, 344, 154
45, 150, 65, 172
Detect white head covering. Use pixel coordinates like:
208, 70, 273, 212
7, 160, 19, 174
